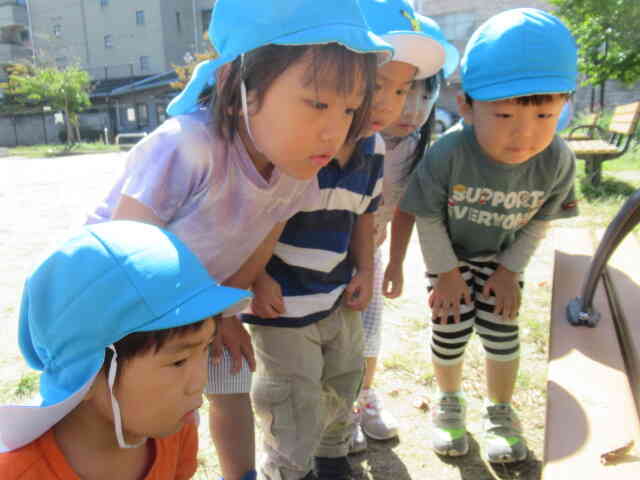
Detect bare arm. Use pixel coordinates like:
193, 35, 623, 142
112, 195, 166, 227
344, 213, 375, 310
383, 208, 415, 298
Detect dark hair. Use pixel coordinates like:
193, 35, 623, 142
203, 43, 378, 143
406, 74, 440, 176
464, 92, 571, 106
104, 319, 208, 380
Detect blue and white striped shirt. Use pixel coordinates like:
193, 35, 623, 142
243, 135, 385, 327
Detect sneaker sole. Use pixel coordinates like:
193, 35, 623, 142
486, 450, 528, 464
361, 427, 399, 441
434, 445, 470, 457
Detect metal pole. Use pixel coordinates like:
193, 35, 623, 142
192, 0, 199, 53
24, 0, 36, 64
567, 188, 640, 326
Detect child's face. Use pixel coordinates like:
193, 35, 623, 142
383, 80, 434, 138
94, 318, 216, 442
365, 61, 417, 136
460, 94, 567, 165
244, 51, 368, 180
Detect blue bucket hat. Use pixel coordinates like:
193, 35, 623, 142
0, 221, 251, 453
360, 0, 445, 79
167, 0, 395, 117
461, 8, 578, 101
415, 14, 459, 79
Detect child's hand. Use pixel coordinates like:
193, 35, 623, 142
383, 261, 404, 299
344, 269, 373, 311
210, 316, 256, 373
251, 272, 285, 319
482, 265, 521, 321
429, 268, 472, 323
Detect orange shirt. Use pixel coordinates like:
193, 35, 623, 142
0, 423, 198, 480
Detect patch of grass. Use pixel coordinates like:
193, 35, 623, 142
14, 371, 39, 398
8, 142, 120, 158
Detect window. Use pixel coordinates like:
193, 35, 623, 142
136, 104, 149, 127
126, 106, 136, 123
139, 55, 150, 72
100, 0, 110, 7
156, 103, 168, 124
53, 24, 61, 38
104, 34, 112, 49
136, 10, 145, 25
201, 9, 212, 33
176, 12, 182, 33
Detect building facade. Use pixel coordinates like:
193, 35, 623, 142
0, 0, 31, 82
28, 0, 214, 80
417, 0, 640, 115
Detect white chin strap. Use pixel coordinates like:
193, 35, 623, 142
240, 54, 259, 149
107, 345, 147, 449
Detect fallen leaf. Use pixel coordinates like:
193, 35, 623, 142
413, 397, 430, 411
389, 389, 400, 397
601, 440, 635, 465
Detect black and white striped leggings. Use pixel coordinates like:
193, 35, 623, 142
426, 260, 523, 366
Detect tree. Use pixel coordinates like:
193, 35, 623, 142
171, 51, 217, 91
8, 64, 92, 144
550, 0, 640, 110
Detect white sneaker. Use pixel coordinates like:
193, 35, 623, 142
357, 389, 398, 440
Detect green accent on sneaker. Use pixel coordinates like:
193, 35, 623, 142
486, 434, 521, 447
438, 427, 466, 440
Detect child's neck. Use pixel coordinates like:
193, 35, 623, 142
54, 403, 152, 480
238, 121, 275, 181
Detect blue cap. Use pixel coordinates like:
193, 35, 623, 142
461, 8, 578, 101
0, 221, 251, 452
415, 14, 459, 79
167, 0, 395, 117
360, 0, 445, 79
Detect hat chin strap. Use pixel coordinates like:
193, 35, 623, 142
107, 345, 147, 449
239, 54, 262, 155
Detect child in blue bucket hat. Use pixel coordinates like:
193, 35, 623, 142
0, 221, 251, 479
86, 1, 393, 479
243, 1, 446, 479
351, 12, 461, 453
401, 8, 579, 463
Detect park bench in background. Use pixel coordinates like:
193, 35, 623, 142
543, 191, 640, 478
562, 111, 600, 141
115, 132, 147, 151
567, 101, 640, 186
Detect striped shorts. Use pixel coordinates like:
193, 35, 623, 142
427, 260, 523, 366
205, 347, 252, 395
362, 249, 384, 357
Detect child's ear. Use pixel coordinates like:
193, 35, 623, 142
456, 92, 473, 124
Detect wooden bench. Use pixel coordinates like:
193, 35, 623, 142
543, 197, 640, 478
566, 101, 640, 186
562, 111, 600, 141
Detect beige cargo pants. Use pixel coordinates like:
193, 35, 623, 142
250, 306, 364, 480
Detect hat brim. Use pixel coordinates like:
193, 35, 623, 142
465, 76, 575, 101
168, 24, 394, 117
0, 369, 99, 453
442, 42, 460, 79
382, 32, 445, 79
136, 282, 252, 333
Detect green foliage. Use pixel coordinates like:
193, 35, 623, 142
551, 0, 640, 90
8, 64, 92, 144
14, 371, 38, 399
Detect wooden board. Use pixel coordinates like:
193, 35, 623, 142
543, 230, 640, 479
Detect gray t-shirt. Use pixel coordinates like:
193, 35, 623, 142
401, 124, 578, 262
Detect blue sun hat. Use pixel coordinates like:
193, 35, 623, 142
461, 8, 577, 101
167, 0, 395, 117
415, 14, 460, 79
0, 221, 251, 453
360, 0, 445, 79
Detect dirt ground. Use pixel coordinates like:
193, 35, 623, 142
0, 153, 559, 479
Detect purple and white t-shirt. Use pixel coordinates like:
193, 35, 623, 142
88, 109, 320, 283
